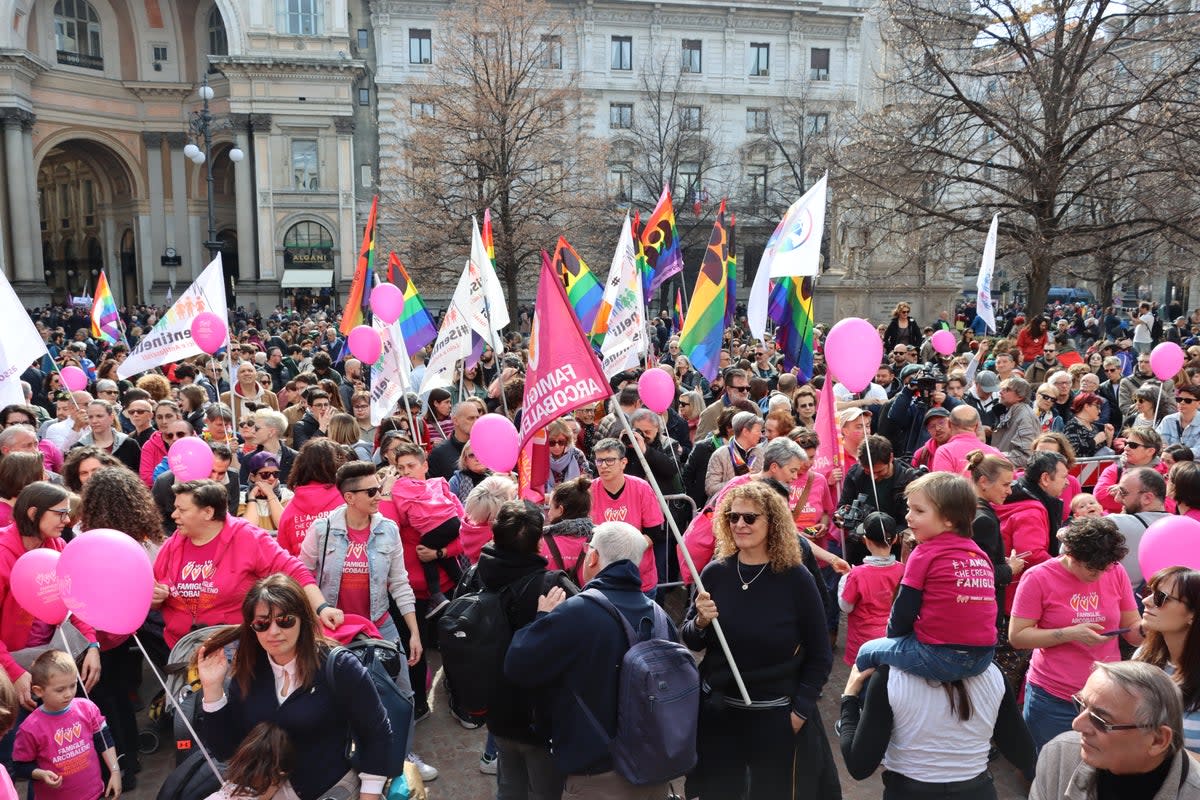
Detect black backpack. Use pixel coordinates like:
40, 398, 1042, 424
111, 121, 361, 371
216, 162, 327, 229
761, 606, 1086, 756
324, 638, 412, 778
156, 751, 224, 800
436, 566, 546, 726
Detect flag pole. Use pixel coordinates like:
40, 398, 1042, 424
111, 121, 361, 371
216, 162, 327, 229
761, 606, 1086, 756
614, 405, 752, 706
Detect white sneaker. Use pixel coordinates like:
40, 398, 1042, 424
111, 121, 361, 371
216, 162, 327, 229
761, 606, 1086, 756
408, 751, 439, 782
479, 752, 499, 774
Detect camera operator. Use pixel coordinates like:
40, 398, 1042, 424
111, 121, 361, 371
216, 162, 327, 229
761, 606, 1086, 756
880, 363, 962, 463
835, 435, 919, 566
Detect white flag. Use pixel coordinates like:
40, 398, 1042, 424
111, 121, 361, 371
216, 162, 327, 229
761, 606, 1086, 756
762, 173, 828, 278
369, 315, 415, 425
118, 255, 229, 379
420, 302, 471, 395
599, 215, 646, 378
0, 272, 49, 408
746, 228, 776, 341
976, 214, 999, 334
468, 217, 510, 349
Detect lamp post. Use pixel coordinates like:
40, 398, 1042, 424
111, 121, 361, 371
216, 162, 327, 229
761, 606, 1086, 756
185, 75, 244, 266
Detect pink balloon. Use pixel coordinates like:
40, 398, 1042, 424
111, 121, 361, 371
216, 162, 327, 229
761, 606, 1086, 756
370, 283, 406, 325
824, 317, 883, 393
1138, 515, 1200, 581
930, 329, 957, 356
470, 413, 519, 473
59, 366, 87, 392
1150, 342, 1185, 382
168, 436, 214, 481
348, 325, 383, 365
190, 311, 228, 355
638, 368, 676, 413
58, 529, 154, 635
10, 549, 69, 625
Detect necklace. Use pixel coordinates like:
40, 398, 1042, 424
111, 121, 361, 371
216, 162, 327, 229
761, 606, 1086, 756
736, 558, 769, 591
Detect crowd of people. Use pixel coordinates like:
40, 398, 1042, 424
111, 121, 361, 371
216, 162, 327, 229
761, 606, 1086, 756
0, 295, 1199, 800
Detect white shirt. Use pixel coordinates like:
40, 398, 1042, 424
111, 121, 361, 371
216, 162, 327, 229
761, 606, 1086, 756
834, 382, 888, 404
44, 418, 85, 453
1133, 312, 1154, 343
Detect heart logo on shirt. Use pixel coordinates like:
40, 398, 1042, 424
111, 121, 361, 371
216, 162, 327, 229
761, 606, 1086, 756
603, 508, 628, 522
348, 543, 366, 559
201, 562, 214, 580
1069, 593, 1100, 612
72, 722, 82, 740
54, 729, 63, 746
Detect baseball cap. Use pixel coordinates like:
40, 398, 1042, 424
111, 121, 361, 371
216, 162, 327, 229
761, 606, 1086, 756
837, 407, 872, 426
975, 370, 1001, 393
923, 407, 950, 426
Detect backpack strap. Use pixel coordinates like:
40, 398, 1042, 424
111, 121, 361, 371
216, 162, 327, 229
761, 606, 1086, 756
322, 645, 347, 696
542, 532, 569, 573
577, 588, 639, 647
1131, 513, 1152, 530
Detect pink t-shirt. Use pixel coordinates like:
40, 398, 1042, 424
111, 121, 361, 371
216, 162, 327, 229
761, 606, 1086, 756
0, 765, 16, 800
929, 433, 1001, 475
13, 699, 106, 800
0, 505, 11, 528
590, 475, 664, 591
337, 526, 372, 621
902, 534, 997, 647
1012, 557, 1136, 700
791, 470, 836, 546
840, 558, 905, 666
459, 519, 493, 564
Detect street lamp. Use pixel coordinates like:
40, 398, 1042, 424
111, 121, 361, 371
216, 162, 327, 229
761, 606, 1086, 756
186, 75, 244, 264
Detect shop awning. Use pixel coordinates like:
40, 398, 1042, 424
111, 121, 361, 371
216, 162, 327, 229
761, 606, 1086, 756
280, 269, 334, 289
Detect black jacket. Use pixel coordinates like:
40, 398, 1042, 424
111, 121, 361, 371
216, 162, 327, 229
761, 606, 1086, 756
291, 412, 325, 450
973, 498, 1012, 627
427, 434, 466, 481
838, 460, 920, 523
683, 435, 721, 508
476, 545, 577, 743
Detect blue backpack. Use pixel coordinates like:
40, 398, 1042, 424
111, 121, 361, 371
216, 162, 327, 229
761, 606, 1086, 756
573, 588, 700, 786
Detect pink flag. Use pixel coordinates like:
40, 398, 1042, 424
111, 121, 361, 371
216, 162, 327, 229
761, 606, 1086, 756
812, 375, 842, 484
518, 252, 612, 500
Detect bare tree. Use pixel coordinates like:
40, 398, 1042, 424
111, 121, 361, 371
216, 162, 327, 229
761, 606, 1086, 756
837, 0, 1200, 312
379, 0, 607, 310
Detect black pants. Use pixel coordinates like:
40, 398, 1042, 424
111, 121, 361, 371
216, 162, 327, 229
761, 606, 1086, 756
419, 518, 462, 595
882, 770, 996, 800
91, 642, 141, 775
689, 705, 800, 800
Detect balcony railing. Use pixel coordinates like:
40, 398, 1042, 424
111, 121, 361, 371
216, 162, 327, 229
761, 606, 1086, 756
56, 50, 103, 70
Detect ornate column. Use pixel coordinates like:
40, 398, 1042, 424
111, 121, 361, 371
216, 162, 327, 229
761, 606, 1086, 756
334, 117, 357, 285
164, 132, 194, 280
2, 109, 36, 283
250, 114, 275, 281
230, 114, 257, 285
142, 132, 167, 295
20, 113, 42, 280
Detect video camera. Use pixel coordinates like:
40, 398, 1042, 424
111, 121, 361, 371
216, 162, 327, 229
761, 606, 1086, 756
906, 366, 946, 397
835, 493, 874, 539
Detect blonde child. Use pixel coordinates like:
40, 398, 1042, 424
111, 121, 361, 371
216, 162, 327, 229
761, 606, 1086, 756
12, 650, 120, 800
1069, 493, 1104, 519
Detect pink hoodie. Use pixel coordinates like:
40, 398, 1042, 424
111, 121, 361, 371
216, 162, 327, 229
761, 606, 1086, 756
276, 483, 346, 556
139, 430, 167, 487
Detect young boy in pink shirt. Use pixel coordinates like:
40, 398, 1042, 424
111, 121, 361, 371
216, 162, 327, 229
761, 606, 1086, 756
12, 650, 121, 800
855, 472, 998, 681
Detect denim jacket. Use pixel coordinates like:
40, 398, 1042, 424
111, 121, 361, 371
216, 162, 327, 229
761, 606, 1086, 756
299, 506, 416, 620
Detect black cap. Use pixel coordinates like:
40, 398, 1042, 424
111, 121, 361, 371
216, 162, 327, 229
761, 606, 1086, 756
857, 511, 899, 543
924, 407, 950, 426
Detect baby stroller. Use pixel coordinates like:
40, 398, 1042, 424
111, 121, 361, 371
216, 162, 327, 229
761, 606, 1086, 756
143, 625, 234, 765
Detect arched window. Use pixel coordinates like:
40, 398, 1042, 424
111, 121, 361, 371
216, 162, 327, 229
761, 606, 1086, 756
284, 221, 333, 249
283, 221, 334, 269
54, 0, 103, 70
208, 7, 229, 60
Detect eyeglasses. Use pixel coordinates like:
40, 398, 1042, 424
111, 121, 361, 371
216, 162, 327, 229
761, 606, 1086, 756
161, 431, 187, 441
47, 507, 71, 520
724, 511, 762, 525
595, 457, 621, 466
679, 401, 692, 408
255, 471, 279, 480
1070, 694, 1149, 733
250, 614, 298, 633
547, 438, 569, 447
345, 486, 381, 497
128, 408, 151, 415
1044, 348, 1057, 353
728, 385, 750, 393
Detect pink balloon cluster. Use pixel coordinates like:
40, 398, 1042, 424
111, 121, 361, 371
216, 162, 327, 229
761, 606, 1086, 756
10, 530, 154, 635
824, 318, 884, 392
59, 366, 88, 392
1150, 342, 1185, 382
1139, 516, 1200, 580
470, 413, 520, 472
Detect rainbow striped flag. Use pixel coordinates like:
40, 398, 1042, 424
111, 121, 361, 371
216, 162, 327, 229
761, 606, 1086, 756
679, 200, 729, 381
482, 208, 496, 262
90, 271, 122, 345
726, 215, 738, 327
387, 252, 438, 358
769, 276, 816, 382
671, 286, 684, 333
642, 185, 684, 293
340, 195, 377, 336
553, 237, 603, 333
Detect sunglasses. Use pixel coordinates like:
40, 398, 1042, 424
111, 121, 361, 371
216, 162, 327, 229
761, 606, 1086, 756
161, 431, 187, 440
1070, 694, 1147, 733
128, 408, 151, 415
1038, 394, 1056, 401
547, 438, 569, 446
239, 421, 256, 428
255, 471, 279, 479
1145, 587, 1186, 608
724, 511, 762, 525
1123, 441, 1150, 451
346, 486, 381, 497
1178, 398, 1198, 405
250, 614, 298, 633
728, 385, 750, 393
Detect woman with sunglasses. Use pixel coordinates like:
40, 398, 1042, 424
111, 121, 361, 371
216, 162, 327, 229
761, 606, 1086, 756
792, 387, 818, 430
153, 479, 337, 649
0, 482, 101, 712
683, 480, 834, 798
197, 574, 397, 800
542, 418, 589, 492
1093, 426, 1169, 514
1134, 566, 1200, 753
677, 389, 704, 444
1008, 516, 1142, 753
883, 302, 920, 354
1033, 383, 1065, 434
240, 451, 290, 533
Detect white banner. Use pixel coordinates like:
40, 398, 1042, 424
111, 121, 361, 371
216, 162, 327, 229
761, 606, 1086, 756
420, 302, 471, 394
763, 173, 828, 278
468, 216, 510, 350
600, 215, 647, 378
369, 315, 415, 425
976, 213, 999, 334
0, 272, 49, 407
118, 255, 229, 379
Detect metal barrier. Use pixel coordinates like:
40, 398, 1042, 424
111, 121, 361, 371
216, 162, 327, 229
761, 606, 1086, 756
655, 493, 698, 590
1072, 455, 1119, 489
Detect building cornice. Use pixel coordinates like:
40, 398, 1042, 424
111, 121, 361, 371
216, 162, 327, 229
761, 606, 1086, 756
214, 56, 368, 81
122, 81, 197, 100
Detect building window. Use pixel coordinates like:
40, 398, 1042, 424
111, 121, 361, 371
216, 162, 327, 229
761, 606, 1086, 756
748, 165, 768, 202
749, 42, 770, 76
283, 221, 335, 269
609, 164, 631, 205
681, 106, 702, 131
53, 0, 103, 70
609, 102, 633, 129
291, 140, 319, 190
806, 113, 828, 134
541, 35, 562, 69
746, 108, 770, 133
409, 28, 432, 64
611, 36, 632, 70
152, 44, 168, 62
357, 29, 369, 49
678, 163, 700, 203
278, 0, 323, 36
208, 7, 228, 70
681, 39, 702, 73
810, 47, 830, 80
358, 87, 370, 106
82, 180, 95, 226
58, 184, 72, 228
410, 100, 434, 118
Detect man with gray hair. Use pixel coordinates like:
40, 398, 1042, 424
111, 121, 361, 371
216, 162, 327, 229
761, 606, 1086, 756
506, 520, 680, 799
704, 410, 763, 499
992, 377, 1038, 467
1031, 661, 1200, 799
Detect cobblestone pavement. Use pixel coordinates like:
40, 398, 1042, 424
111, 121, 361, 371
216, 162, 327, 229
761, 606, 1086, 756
105, 631, 1030, 800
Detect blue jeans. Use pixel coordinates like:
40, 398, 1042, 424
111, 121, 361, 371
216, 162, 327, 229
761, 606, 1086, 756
856, 634, 994, 682
1024, 682, 1078, 755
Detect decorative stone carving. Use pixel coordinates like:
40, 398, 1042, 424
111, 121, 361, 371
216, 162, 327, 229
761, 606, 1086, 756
140, 131, 163, 148
163, 132, 188, 148
334, 117, 356, 134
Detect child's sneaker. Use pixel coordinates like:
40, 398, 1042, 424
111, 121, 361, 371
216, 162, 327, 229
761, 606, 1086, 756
479, 752, 499, 774
408, 752, 438, 782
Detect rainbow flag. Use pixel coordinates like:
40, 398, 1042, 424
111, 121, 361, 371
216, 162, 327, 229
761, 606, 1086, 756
553, 237, 603, 333
679, 200, 729, 381
642, 185, 684, 293
387, 252, 438, 358
482, 208, 496, 262
726, 215, 738, 327
769, 276, 816, 382
340, 195, 377, 336
672, 286, 684, 333
90, 271, 122, 345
